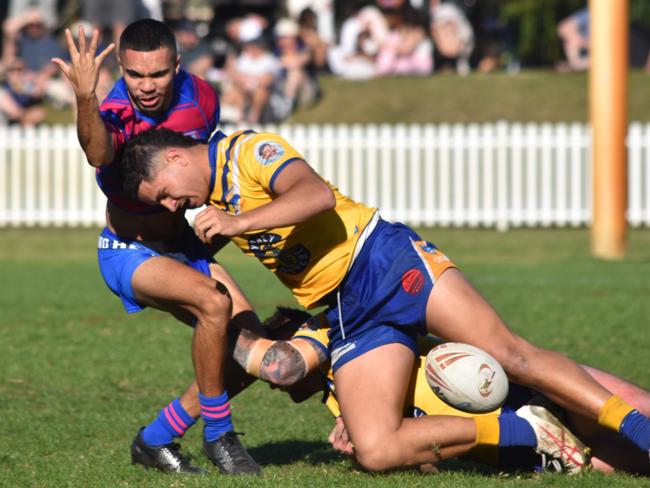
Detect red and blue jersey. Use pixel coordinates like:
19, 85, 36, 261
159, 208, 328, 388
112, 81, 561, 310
97, 69, 219, 213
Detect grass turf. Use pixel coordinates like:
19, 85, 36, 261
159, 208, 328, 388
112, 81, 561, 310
292, 70, 650, 123
1, 227, 649, 487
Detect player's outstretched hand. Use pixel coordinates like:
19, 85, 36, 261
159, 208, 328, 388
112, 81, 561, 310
328, 416, 354, 456
194, 206, 249, 243
51, 26, 114, 99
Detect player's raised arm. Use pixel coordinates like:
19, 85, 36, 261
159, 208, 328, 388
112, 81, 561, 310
194, 160, 335, 243
51, 26, 115, 167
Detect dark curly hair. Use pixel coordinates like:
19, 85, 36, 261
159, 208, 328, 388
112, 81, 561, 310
120, 128, 203, 200
119, 19, 177, 58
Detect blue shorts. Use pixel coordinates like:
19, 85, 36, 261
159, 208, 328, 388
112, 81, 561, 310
326, 219, 456, 372
97, 226, 214, 313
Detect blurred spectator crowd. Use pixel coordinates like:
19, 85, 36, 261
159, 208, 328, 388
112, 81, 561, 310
1, 0, 650, 126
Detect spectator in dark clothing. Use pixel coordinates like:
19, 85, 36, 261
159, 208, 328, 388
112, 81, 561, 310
0, 57, 46, 125
2, 8, 67, 106
173, 19, 215, 80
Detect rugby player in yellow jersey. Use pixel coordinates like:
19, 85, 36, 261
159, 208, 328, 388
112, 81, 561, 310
119, 127, 650, 472
239, 308, 650, 475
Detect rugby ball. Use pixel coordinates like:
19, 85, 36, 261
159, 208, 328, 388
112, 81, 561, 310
425, 342, 508, 413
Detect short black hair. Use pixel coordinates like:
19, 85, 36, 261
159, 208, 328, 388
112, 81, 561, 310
119, 19, 177, 57
121, 128, 203, 200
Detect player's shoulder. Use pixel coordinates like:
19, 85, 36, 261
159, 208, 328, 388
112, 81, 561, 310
176, 69, 217, 104
219, 129, 257, 149
239, 132, 300, 165
218, 131, 302, 171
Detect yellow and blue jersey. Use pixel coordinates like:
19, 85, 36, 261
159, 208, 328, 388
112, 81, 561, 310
207, 130, 376, 308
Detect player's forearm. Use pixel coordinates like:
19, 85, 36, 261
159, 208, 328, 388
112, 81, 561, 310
76, 95, 114, 167
240, 179, 335, 232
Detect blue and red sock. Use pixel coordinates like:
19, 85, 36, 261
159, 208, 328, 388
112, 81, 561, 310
199, 390, 234, 442
142, 398, 196, 447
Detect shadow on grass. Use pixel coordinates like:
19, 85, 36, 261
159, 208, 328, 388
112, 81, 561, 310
248, 439, 343, 466
249, 440, 505, 477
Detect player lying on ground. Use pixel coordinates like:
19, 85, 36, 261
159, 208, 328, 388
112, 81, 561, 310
51, 20, 260, 474
241, 308, 650, 475
119, 127, 650, 472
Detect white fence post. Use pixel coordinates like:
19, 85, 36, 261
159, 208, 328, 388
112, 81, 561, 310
0, 122, 648, 229
496, 121, 509, 231
570, 123, 585, 226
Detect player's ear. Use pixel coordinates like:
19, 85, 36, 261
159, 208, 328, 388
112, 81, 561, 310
166, 148, 189, 167
165, 148, 180, 165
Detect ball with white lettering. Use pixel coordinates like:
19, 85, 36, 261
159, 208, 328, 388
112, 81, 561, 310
425, 342, 508, 413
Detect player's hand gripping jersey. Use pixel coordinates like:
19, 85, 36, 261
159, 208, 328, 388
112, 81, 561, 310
207, 130, 376, 308
98, 70, 219, 213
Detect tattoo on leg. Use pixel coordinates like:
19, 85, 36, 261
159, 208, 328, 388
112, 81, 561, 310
232, 328, 258, 370
259, 342, 307, 385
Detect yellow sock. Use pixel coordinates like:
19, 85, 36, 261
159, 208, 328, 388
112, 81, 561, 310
598, 395, 635, 432
473, 414, 500, 446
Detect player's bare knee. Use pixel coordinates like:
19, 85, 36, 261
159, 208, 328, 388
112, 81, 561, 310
259, 342, 306, 385
353, 443, 394, 472
192, 280, 233, 326
346, 430, 401, 472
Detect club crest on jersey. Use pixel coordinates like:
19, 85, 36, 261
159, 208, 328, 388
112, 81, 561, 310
254, 141, 285, 165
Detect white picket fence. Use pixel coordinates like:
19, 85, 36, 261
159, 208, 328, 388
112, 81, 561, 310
1, 122, 650, 229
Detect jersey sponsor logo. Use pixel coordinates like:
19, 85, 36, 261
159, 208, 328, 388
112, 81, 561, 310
97, 236, 139, 250
401, 268, 425, 295
98, 236, 110, 249
254, 141, 285, 165
247, 233, 310, 274
248, 233, 283, 260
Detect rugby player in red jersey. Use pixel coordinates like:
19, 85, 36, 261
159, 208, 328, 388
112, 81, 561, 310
52, 19, 261, 475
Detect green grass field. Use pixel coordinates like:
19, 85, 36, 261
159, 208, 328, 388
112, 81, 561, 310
295, 70, 650, 123
1, 227, 649, 487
